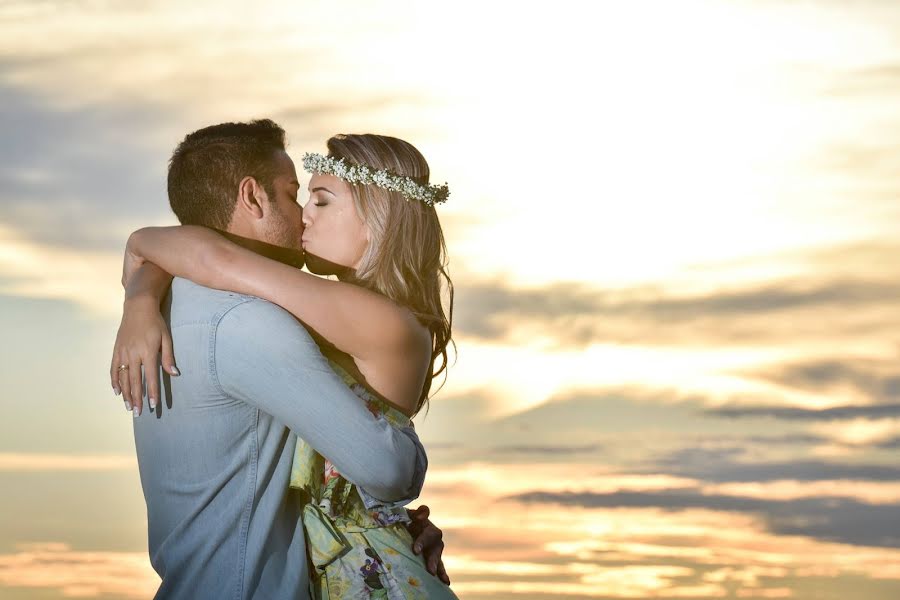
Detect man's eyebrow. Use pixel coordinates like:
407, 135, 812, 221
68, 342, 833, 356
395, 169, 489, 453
309, 186, 335, 195
287, 179, 300, 187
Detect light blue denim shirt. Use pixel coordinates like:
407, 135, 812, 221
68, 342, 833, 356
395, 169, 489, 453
133, 278, 427, 600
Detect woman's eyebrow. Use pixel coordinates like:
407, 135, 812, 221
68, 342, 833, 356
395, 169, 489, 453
309, 186, 336, 195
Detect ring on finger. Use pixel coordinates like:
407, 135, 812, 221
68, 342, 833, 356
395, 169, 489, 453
118, 364, 129, 372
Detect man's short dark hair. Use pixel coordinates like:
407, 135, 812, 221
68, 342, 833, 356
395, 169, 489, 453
167, 119, 287, 229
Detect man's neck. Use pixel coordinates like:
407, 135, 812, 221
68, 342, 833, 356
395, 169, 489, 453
218, 230, 305, 269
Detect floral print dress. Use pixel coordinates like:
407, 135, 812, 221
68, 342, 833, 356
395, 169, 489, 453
289, 361, 458, 600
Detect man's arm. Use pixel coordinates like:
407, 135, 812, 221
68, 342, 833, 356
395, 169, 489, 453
213, 298, 427, 503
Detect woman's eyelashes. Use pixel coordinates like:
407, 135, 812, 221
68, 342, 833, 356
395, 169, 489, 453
306, 192, 328, 207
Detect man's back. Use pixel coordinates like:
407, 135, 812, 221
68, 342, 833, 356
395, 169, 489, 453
134, 278, 308, 599
134, 277, 425, 599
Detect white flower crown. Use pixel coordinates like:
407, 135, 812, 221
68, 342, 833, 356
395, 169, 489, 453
302, 152, 450, 206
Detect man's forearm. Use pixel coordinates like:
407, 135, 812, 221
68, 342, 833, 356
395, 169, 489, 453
215, 300, 426, 502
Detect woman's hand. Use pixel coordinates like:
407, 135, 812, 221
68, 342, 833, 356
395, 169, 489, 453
110, 295, 178, 416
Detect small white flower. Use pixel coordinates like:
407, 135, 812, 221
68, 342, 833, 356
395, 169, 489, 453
302, 152, 449, 206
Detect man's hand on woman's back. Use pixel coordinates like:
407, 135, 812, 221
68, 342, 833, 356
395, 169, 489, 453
406, 504, 451, 585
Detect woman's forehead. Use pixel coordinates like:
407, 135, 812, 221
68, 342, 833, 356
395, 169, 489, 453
308, 173, 351, 195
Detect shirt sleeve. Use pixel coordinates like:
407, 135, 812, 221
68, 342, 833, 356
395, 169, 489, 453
212, 297, 427, 504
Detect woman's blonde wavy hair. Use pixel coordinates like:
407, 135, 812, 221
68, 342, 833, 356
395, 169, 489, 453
326, 133, 454, 415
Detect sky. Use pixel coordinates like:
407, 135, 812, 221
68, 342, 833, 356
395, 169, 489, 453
1, 0, 900, 598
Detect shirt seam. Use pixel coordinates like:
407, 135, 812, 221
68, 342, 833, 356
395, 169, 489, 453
207, 296, 258, 600
208, 297, 257, 396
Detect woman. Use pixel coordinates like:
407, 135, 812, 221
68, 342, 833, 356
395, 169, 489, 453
112, 133, 457, 598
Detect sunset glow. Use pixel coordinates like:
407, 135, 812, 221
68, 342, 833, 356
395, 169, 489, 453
2, 0, 899, 598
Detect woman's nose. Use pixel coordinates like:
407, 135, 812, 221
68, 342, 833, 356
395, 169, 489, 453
301, 202, 314, 227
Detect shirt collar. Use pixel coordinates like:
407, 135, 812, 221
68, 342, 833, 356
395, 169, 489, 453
217, 230, 305, 270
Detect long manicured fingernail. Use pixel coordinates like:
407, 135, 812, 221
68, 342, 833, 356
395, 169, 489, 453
133, 406, 141, 418
170, 366, 180, 376
125, 401, 132, 411
113, 387, 121, 396
149, 397, 157, 409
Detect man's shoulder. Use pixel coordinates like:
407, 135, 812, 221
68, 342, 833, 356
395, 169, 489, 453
215, 293, 302, 332
170, 280, 318, 366
169, 278, 285, 325
209, 288, 327, 376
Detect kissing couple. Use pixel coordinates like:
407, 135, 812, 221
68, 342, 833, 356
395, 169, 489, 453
109, 119, 459, 599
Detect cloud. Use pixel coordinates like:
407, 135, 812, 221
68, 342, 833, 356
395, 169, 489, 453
0, 543, 157, 599
420, 383, 899, 470
0, 71, 439, 257
420, 386, 871, 466
0, 226, 124, 315
0, 453, 135, 472
705, 398, 900, 447
448, 566, 720, 599
817, 138, 900, 190
740, 434, 830, 445
487, 387, 828, 450
0, 80, 174, 253
493, 389, 707, 435
413, 391, 496, 444
810, 418, 900, 447
652, 447, 900, 483
422, 457, 900, 596
708, 404, 900, 421
453, 268, 900, 348
491, 443, 602, 456
825, 63, 900, 98
507, 489, 900, 548
737, 357, 900, 405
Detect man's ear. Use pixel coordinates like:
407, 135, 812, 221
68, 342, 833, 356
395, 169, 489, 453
236, 176, 268, 220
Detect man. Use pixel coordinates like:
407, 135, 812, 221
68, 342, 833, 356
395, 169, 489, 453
111, 120, 447, 598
